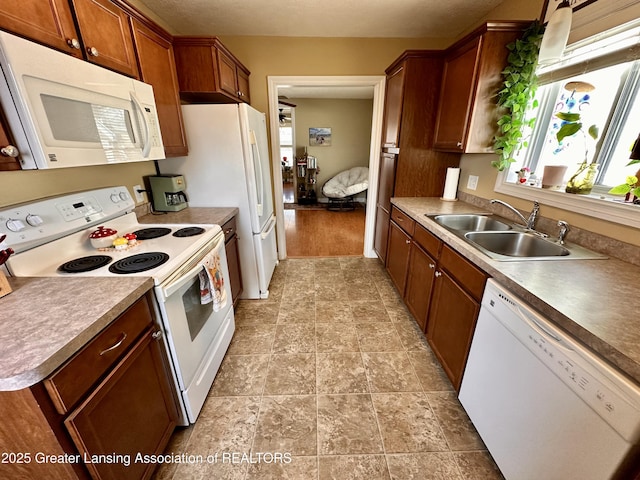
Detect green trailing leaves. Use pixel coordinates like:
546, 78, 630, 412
492, 21, 545, 171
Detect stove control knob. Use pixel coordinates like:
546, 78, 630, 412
6, 219, 26, 232
110, 193, 121, 203
119, 191, 129, 201
26, 214, 44, 227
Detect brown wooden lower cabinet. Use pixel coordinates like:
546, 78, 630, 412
222, 216, 243, 305
426, 269, 481, 390
0, 293, 179, 480
404, 243, 437, 332
386, 219, 412, 294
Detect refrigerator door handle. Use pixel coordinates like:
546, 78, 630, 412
261, 215, 277, 239
249, 130, 264, 217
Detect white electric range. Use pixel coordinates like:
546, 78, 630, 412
1, 186, 235, 425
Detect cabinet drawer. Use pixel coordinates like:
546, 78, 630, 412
413, 224, 441, 259
390, 206, 415, 236
439, 245, 487, 301
44, 296, 153, 414
222, 216, 237, 243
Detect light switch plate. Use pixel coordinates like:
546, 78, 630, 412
133, 185, 144, 203
467, 175, 479, 191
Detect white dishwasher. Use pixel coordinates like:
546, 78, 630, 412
459, 279, 640, 480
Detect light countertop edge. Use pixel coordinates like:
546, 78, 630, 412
391, 197, 640, 386
0, 276, 154, 391
138, 207, 239, 227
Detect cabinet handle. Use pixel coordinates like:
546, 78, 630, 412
224, 228, 234, 235
456, 141, 462, 148
152, 330, 163, 340
99, 332, 127, 356
405, 239, 411, 244
1, 145, 19, 157
435, 271, 442, 277
87, 46, 99, 57
67, 38, 81, 49
429, 263, 435, 269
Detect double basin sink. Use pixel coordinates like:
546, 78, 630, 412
428, 214, 606, 261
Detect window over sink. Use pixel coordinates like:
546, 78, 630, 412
495, 19, 640, 228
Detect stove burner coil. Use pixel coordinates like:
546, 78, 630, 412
58, 255, 112, 273
108, 252, 169, 274
132, 227, 172, 240
173, 227, 205, 237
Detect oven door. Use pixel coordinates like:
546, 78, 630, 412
154, 232, 233, 395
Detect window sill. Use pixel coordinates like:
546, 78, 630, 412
494, 172, 640, 228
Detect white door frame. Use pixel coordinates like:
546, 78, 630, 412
267, 75, 386, 260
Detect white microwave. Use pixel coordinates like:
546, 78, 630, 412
0, 31, 164, 169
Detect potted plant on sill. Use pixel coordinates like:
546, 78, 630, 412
608, 133, 640, 203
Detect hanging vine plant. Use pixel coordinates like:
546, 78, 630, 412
492, 21, 545, 171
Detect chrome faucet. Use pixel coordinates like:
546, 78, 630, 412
490, 199, 540, 230
556, 220, 570, 244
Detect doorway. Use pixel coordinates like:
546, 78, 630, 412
267, 76, 386, 260
277, 101, 296, 205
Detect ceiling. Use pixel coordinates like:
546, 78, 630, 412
137, 0, 505, 39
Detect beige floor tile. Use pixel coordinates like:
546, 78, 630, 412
253, 395, 317, 455
227, 324, 275, 354
282, 282, 316, 301
386, 453, 463, 480
317, 394, 383, 455
272, 324, 316, 353
316, 323, 360, 352
314, 269, 345, 285
350, 300, 391, 322
372, 392, 449, 453
210, 354, 269, 397
407, 351, 454, 392
362, 352, 422, 393
385, 303, 415, 323
315, 300, 354, 323
315, 281, 351, 301
342, 268, 373, 284
453, 451, 505, 480
171, 460, 247, 480
278, 300, 316, 324
314, 257, 342, 270
246, 455, 318, 480
263, 353, 316, 395
394, 320, 430, 351
339, 257, 370, 270
427, 392, 485, 451
234, 301, 280, 326
151, 425, 194, 480
316, 353, 369, 394
347, 283, 381, 301
355, 323, 405, 352
318, 455, 390, 480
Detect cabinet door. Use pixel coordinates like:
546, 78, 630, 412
377, 152, 396, 212
131, 18, 187, 157
225, 234, 243, 306
217, 48, 239, 98
386, 220, 412, 295
0, 113, 21, 171
433, 37, 481, 152
382, 64, 405, 148
405, 244, 437, 332
64, 329, 178, 480
374, 205, 390, 263
236, 66, 251, 103
0, 0, 82, 58
426, 270, 480, 390
72, 0, 140, 78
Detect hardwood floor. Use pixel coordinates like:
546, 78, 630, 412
284, 207, 366, 257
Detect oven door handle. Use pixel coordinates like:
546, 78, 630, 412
162, 262, 205, 299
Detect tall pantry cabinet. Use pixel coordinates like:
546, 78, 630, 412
374, 51, 460, 262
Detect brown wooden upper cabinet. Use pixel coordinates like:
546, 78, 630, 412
433, 21, 529, 153
173, 36, 251, 104
0, 0, 83, 58
131, 18, 188, 157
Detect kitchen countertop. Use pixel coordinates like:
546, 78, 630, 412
0, 276, 154, 391
138, 207, 238, 227
392, 197, 640, 386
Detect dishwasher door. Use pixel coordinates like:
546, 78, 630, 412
459, 279, 640, 480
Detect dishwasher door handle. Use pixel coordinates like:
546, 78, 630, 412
515, 306, 574, 353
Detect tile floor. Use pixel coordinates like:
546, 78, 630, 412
152, 257, 504, 480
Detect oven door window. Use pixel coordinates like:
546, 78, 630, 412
181, 276, 213, 341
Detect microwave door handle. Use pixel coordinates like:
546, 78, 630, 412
130, 92, 151, 157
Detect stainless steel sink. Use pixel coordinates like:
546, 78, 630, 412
431, 214, 512, 232
465, 231, 569, 258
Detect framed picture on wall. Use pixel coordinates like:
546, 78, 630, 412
309, 127, 331, 146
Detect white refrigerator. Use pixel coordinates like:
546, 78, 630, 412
160, 103, 278, 299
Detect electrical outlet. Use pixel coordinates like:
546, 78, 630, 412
467, 175, 479, 191
133, 184, 144, 203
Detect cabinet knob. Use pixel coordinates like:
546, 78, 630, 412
67, 38, 81, 49
435, 271, 442, 277
456, 141, 462, 148
405, 239, 411, 244
429, 263, 435, 269
1, 145, 19, 157
152, 330, 163, 340
87, 46, 99, 57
